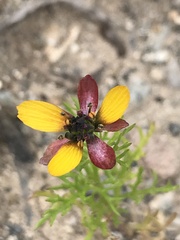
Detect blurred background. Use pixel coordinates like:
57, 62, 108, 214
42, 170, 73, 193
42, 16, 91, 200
0, 0, 180, 239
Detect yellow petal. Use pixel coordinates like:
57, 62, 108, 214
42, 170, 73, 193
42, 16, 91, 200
48, 142, 83, 176
17, 100, 69, 132
96, 86, 130, 124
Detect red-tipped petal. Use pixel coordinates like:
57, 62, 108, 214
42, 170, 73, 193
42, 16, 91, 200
103, 119, 129, 132
87, 135, 116, 169
40, 138, 70, 165
78, 75, 98, 115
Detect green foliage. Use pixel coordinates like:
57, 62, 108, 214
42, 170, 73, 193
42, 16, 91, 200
34, 100, 178, 239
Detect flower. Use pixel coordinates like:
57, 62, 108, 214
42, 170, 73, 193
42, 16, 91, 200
17, 75, 130, 176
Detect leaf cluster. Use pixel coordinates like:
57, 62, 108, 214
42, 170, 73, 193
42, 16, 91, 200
34, 100, 178, 239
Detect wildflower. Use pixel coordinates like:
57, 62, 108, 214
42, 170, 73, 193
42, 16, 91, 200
17, 75, 130, 176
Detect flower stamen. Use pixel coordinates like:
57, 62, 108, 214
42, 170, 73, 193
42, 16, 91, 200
65, 119, 70, 125
65, 114, 95, 142
88, 111, 95, 119
77, 140, 84, 148
96, 124, 104, 131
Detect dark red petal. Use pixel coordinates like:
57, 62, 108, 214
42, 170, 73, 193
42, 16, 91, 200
77, 75, 98, 115
87, 135, 116, 169
39, 138, 70, 165
103, 119, 129, 132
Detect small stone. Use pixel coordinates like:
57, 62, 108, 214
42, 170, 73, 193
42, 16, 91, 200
145, 134, 180, 178
7, 236, 18, 240
108, 231, 124, 240
167, 57, 180, 88
128, 73, 151, 104
168, 10, 180, 25
154, 95, 164, 103
149, 192, 175, 211
172, 0, 180, 6
175, 234, 180, 240
8, 223, 23, 236
150, 67, 164, 82
169, 122, 180, 136
142, 49, 170, 64
0, 80, 3, 89
12, 69, 23, 80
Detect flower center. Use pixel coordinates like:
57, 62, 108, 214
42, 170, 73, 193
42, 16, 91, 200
65, 112, 95, 142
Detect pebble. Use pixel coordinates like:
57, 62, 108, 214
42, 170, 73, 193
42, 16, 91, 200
149, 192, 175, 211
173, 0, 180, 6
150, 67, 165, 82
12, 69, 23, 80
0, 80, 3, 89
145, 134, 180, 178
0, 90, 17, 110
169, 122, 180, 136
108, 232, 124, 239
167, 57, 180, 88
169, 10, 180, 25
175, 235, 180, 240
7, 236, 18, 240
128, 73, 151, 104
142, 49, 170, 64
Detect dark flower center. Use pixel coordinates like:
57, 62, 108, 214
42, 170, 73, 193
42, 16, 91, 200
65, 112, 95, 142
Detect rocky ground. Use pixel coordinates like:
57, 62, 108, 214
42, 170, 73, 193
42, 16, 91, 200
0, 0, 180, 239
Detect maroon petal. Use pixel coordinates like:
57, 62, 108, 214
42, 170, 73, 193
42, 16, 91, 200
86, 135, 116, 169
77, 75, 98, 115
39, 138, 70, 165
103, 119, 129, 132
